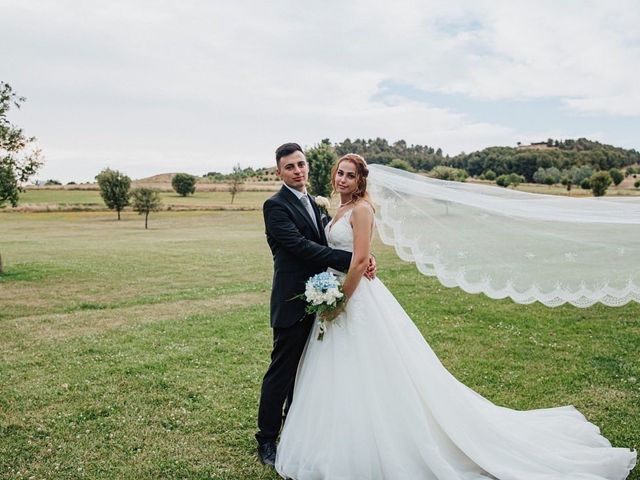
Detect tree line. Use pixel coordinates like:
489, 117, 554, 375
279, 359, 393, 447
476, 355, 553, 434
315, 137, 640, 196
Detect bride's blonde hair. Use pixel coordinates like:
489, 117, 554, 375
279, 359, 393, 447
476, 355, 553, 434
330, 154, 373, 206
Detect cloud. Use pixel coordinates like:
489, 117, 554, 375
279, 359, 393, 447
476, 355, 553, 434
1, 0, 639, 181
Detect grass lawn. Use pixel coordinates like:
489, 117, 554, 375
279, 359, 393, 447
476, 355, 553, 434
1, 211, 638, 479
16, 190, 274, 210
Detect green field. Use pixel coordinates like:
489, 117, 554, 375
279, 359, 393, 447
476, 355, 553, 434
15, 190, 274, 210
1, 211, 638, 479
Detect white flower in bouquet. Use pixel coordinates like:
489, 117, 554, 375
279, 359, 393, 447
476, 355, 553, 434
298, 271, 345, 340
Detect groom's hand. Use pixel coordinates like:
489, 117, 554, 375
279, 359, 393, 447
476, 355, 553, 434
364, 254, 377, 280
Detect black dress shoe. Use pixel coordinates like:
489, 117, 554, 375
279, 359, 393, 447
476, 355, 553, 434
257, 441, 277, 467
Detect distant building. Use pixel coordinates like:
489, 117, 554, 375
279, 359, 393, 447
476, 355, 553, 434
516, 141, 556, 150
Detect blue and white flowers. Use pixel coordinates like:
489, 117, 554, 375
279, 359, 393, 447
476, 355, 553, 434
301, 271, 345, 340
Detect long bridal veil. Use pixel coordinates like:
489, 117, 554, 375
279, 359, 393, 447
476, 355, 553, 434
368, 164, 640, 307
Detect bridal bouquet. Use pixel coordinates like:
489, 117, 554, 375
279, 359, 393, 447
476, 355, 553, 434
299, 271, 345, 340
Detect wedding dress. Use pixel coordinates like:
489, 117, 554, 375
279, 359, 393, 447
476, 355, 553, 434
275, 209, 636, 480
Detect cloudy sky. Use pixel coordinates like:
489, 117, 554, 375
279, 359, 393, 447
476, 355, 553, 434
2, 0, 639, 182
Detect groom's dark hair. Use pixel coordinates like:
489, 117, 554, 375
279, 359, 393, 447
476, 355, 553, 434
275, 142, 303, 166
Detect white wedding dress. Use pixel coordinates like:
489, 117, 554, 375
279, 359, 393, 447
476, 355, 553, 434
275, 209, 636, 480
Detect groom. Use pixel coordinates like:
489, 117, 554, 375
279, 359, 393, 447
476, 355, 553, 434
256, 142, 375, 466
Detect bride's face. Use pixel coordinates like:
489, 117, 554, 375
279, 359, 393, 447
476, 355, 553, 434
334, 160, 358, 196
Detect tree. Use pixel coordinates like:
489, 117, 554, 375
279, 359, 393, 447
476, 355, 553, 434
171, 173, 197, 197
590, 171, 612, 197
95, 168, 131, 220
507, 173, 525, 188
609, 168, 624, 186
561, 176, 573, 195
634, 180, 640, 189
131, 187, 162, 229
228, 163, 245, 204
572, 165, 594, 186
0, 82, 43, 208
1, 82, 43, 275
306, 143, 337, 197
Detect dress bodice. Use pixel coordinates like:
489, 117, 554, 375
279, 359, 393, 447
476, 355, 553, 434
326, 209, 354, 252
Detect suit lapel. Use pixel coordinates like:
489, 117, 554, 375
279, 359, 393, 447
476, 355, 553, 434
279, 186, 321, 240
309, 194, 328, 245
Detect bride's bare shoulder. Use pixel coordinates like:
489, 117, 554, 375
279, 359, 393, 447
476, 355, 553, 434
351, 200, 374, 219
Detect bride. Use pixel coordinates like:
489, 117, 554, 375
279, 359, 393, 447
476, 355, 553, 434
275, 154, 636, 480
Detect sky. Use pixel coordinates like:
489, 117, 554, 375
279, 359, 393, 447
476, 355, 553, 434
2, 0, 639, 183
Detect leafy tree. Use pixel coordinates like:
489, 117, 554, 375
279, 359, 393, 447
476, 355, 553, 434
533, 167, 560, 185
0, 82, 43, 208
580, 178, 592, 190
608, 168, 624, 186
306, 143, 337, 197
483, 169, 496, 181
572, 165, 593, 186
171, 173, 197, 197
532, 167, 545, 184
590, 171, 612, 197
95, 168, 131, 220
131, 187, 162, 229
45, 179, 61, 185
388, 158, 414, 172
634, 179, 640, 189
228, 163, 245, 204
0, 82, 43, 274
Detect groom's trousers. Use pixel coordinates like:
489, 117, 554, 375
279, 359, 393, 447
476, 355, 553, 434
256, 314, 314, 445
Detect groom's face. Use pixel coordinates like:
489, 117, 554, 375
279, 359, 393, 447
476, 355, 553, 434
277, 151, 308, 192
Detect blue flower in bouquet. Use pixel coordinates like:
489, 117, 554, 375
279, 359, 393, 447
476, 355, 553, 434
305, 272, 343, 306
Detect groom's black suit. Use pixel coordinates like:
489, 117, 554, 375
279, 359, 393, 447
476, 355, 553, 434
256, 185, 352, 445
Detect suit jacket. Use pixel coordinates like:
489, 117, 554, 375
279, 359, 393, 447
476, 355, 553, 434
263, 186, 352, 328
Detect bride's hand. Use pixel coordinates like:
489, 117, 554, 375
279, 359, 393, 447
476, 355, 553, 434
364, 254, 377, 280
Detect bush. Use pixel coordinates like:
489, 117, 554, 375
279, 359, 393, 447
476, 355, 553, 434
580, 178, 592, 190
171, 173, 197, 197
45, 179, 62, 185
634, 180, 640, 189
507, 173, 525, 188
429, 166, 468, 182
389, 158, 414, 171
496, 175, 509, 187
609, 168, 624, 186
483, 169, 496, 181
590, 171, 612, 197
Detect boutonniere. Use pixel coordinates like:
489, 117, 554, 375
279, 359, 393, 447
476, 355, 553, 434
314, 195, 330, 215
